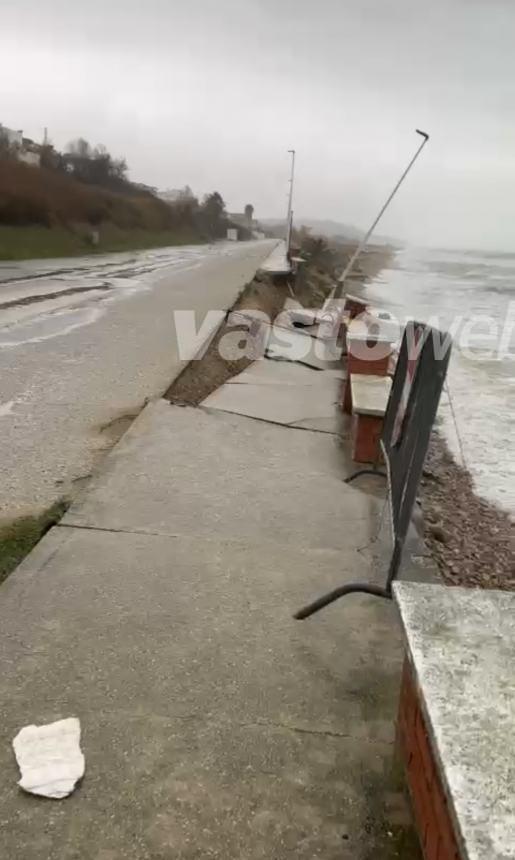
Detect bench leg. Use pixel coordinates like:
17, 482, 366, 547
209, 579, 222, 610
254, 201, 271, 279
344, 467, 386, 485
293, 539, 403, 620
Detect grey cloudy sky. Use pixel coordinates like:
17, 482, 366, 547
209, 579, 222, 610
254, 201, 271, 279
2, 0, 514, 249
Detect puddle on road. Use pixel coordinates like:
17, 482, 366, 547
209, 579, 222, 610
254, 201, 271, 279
0, 241, 243, 288
0, 242, 259, 348
0, 306, 103, 348
0, 282, 111, 311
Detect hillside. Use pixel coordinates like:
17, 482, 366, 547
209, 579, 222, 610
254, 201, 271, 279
261, 217, 363, 242
0, 159, 233, 260
261, 217, 395, 246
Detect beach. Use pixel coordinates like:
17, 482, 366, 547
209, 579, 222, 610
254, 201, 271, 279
363, 245, 514, 590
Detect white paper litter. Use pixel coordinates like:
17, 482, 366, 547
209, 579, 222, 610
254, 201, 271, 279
12, 717, 85, 799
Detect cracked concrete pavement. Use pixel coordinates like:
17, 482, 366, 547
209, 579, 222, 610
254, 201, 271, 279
0, 380, 422, 858
0, 239, 275, 521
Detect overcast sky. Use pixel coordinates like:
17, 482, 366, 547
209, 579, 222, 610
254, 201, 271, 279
2, 0, 514, 250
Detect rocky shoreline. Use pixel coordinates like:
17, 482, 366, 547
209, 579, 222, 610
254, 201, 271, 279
337, 246, 514, 593
420, 432, 514, 591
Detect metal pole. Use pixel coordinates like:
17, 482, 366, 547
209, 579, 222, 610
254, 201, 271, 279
285, 149, 296, 253
333, 130, 429, 299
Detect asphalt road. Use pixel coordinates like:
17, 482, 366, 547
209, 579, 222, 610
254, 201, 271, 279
0, 239, 275, 521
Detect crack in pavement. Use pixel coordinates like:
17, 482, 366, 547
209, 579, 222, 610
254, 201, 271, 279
198, 404, 341, 436
260, 721, 353, 739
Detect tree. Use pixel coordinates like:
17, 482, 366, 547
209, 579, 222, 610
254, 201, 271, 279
0, 129, 17, 160
199, 191, 226, 237
66, 137, 92, 158
111, 157, 128, 185
63, 139, 129, 189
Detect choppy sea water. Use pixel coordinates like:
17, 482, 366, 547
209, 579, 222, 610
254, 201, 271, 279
363, 246, 515, 515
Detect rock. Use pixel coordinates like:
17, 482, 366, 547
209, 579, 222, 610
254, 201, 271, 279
429, 524, 450, 544
422, 467, 440, 481
12, 717, 85, 799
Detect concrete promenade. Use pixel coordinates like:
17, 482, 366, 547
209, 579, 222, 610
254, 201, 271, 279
0, 239, 275, 521
0, 347, 427, 856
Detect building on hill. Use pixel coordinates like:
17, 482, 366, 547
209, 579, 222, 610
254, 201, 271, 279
0, 123, 23, 148
228, 204, 255, 230
20, 137, 41, 167
0, 124, 41, 166
228, 204, 263, 239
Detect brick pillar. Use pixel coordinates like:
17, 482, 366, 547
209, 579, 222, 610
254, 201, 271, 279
397, 659, 462, 860
350, 413, 384, 463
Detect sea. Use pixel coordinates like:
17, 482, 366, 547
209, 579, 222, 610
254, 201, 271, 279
363, 246, 515, 516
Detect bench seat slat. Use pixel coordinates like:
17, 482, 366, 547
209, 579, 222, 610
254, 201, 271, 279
350, 373, 392, 417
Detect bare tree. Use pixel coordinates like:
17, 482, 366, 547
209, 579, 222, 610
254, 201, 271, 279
63, 139, 129, 189
66, 137, 92, 158
199, 192, 227, 237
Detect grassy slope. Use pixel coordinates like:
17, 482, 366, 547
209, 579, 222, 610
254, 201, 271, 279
0, 160, 206, 260
0, 224, 203, 260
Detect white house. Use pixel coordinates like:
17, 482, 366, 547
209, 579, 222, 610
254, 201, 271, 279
0, 124, 41, 166
0, 124, 23, 147
19, 149, 41, 167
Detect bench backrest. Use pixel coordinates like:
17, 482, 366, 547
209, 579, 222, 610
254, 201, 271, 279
381, 322, 451, 547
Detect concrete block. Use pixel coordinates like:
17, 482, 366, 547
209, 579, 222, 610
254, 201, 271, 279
0, 525, 404, 858
64, 402, 381, 549
202, 380, 341, 433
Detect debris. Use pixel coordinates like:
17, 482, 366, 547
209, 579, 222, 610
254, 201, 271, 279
13, 717, 85, 799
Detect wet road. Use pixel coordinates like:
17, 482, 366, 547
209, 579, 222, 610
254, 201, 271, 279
0, 240, 275, 520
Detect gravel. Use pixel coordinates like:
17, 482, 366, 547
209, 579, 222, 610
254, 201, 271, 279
420, 432, 514, 590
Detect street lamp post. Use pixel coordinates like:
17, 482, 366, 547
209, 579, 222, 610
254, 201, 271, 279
285, 149, 296, 254
333, 129, 429, 299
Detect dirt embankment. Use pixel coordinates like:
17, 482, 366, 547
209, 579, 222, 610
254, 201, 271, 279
420, 433, 514, 590
294, 241, 393, 307
166, 271, 290, 405
0, 160, 175, 231
166, 239, 391, 407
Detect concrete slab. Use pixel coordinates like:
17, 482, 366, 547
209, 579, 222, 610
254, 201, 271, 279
394, 583, 515, 860
268, 302, 340, 342
283, 296, 304, 312
290, 416, 344, 434
63, 401, 381, 549
266, 326, 340, 370
226, 359, 344, 387
0, 525, 408, 859
202, 380, 341, 433
292, 322, 320, 337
